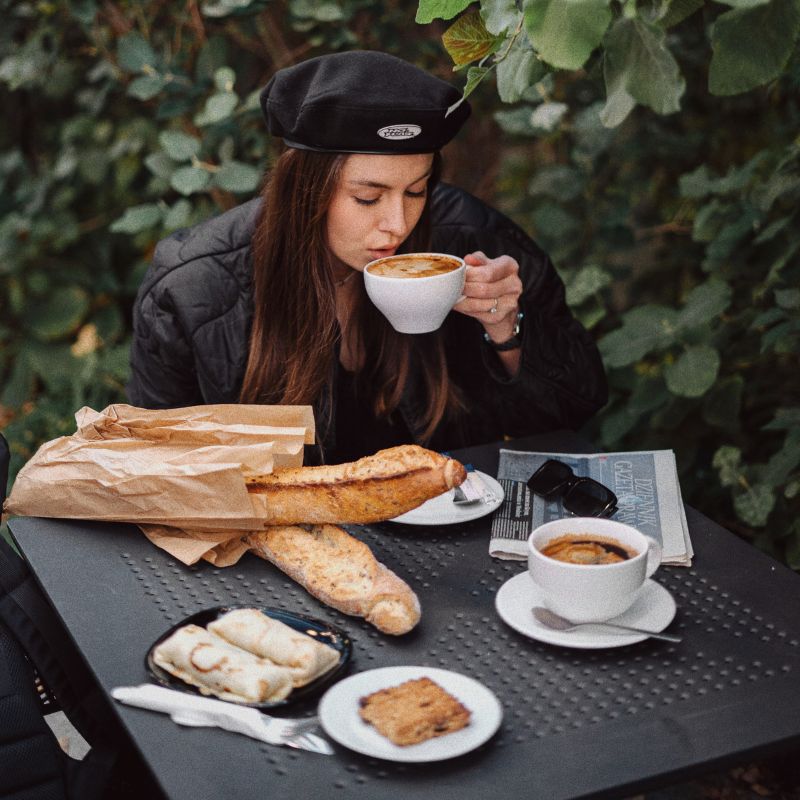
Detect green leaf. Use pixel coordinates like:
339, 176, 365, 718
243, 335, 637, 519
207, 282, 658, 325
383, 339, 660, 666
496, 39, 546, 103
532, 203, 580, 240
530, 101, 568, 132
676, 278, 733, 331
26, 343, 86, 394
448, 66, 494, 116
164, 199, 193, 230
713, 445, 742, 487
599, 62, 636, 127
734, 483, 775, 527
679, 165, 718, 199
0, 357, 35, 409
574, 102, 618, 158
170, 166, 212, 195
213, 161, 262, 193
660, 0, 704, 27
523, 0, 613, 70
692, 198, 727, 243
194, 92, 238, 126
664, 344, 720, 397
763, 429, 800, 485
145, 151, 175, 180
443, 10, 503, 66
214, 67, 236, 92
493, 106, 538, 135
528, 164, 585, 201
762, 407, 800, 430
564, 264, 613, 305
602, 18, 685, 118
159, 131, 202, 161
117, 32, 158, 74
128, 74, 165, 100
109, 203, 163, 233
482, 0, 521, 34
92, 305, 124, 344
416, 0, 472, 23
599, 305, 680, 367
715, 0, 772, 8
70, 0, 99, 25
26, 287, 90, 341
775, 288, 800, 309
202, 0, 257, 16
709, 0, 800, 96
195, 37, 229, 81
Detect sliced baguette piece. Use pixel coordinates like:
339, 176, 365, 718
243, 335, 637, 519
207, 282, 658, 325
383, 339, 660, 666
245, 444, 466, 524
247, 524, 420, 636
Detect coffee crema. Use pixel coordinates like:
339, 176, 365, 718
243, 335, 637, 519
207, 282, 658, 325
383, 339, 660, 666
540, 534, 637, 565
367, 255, 461, 279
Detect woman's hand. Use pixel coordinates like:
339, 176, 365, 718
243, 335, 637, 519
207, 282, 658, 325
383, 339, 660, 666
453, 251, 523, 344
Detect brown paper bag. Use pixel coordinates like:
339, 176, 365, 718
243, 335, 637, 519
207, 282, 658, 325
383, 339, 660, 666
138, 523, 253, 567
4, 403, 314, 540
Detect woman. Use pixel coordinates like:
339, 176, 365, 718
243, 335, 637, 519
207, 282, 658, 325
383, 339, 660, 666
128, 51, 607, 464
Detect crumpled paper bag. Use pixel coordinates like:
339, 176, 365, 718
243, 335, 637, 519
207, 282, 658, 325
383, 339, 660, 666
4, 403, 315, 564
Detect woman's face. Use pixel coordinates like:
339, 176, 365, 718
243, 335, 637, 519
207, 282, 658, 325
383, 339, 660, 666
326, 152, 434, 270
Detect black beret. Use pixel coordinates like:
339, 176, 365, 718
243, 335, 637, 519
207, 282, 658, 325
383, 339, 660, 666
260, 51, 471, 154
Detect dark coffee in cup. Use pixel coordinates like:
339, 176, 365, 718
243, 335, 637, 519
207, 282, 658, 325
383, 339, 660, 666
367, 254, 461, 279
540, 534, 637, 565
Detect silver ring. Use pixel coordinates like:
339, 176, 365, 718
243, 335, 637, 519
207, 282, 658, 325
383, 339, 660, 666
489, 298, 498, 314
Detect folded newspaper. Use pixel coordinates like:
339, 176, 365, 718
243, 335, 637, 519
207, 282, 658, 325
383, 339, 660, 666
490, 450, 693, 566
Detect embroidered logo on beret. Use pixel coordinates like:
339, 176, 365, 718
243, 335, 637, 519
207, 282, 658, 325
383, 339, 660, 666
377, 124, 422, 141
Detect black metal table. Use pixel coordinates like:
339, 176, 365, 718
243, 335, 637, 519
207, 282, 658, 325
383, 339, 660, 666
8, 432, 800, 800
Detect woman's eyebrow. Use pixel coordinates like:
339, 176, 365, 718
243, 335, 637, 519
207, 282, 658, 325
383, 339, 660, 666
347, 170, 432, 189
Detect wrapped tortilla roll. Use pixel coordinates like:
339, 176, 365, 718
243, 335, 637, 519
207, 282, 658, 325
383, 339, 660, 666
208, 609, 340, 688
152, 624, 293, 703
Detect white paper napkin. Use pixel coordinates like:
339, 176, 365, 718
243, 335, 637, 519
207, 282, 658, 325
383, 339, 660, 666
111, 684, 332, 754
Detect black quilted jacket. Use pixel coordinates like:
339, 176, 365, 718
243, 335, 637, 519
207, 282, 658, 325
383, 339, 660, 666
127, 183, 607, 458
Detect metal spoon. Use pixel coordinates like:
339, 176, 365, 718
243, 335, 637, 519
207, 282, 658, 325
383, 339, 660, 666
532, 606, 682, 643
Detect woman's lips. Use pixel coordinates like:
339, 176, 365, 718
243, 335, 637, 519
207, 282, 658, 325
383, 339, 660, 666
367, 247, 397, 259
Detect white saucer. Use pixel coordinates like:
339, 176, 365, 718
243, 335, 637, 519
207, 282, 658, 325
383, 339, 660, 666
389, 471, 504, 525
495, 571, 677, 649
318, 665, 503, 762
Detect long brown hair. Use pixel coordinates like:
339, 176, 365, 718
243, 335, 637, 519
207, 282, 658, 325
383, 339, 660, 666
239, 148, 463, 443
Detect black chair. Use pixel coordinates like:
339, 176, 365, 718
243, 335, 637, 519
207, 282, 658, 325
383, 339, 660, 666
0, 432, 164, 800
0, 431, 72, 799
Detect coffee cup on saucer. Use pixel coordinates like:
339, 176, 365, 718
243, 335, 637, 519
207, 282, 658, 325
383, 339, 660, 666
363, 252, 465, 334
528, 518, 662, 624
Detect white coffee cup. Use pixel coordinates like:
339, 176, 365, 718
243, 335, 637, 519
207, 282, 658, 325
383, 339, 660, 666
363, 252, 466, 334
528, 518, 662, 623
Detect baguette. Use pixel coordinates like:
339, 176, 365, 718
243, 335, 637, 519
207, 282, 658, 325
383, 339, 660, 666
245, 444, 466, 524
247, 524, 420, 636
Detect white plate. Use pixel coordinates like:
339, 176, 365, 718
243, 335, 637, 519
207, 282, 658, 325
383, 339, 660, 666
318, 666, 503, 762
389, 471, 504, 525
495, 571, 677, 649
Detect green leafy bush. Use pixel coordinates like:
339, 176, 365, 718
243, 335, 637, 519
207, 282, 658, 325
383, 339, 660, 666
1, 0, 798, 567
417, 0, 800, 564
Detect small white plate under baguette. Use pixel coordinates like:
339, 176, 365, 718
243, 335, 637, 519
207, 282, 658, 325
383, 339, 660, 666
318, 666, 503, 762
389, 471, 504, 525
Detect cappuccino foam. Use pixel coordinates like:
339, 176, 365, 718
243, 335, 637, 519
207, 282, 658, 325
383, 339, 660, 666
367, 255, 461, 279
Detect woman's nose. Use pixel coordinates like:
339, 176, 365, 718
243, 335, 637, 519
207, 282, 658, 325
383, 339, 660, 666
378, 198, 409, 237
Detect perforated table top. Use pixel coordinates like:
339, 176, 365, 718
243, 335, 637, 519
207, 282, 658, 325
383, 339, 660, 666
10, 432, 800, 800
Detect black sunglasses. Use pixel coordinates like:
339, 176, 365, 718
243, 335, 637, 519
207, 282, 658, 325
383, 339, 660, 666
526, 459, 618, 518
